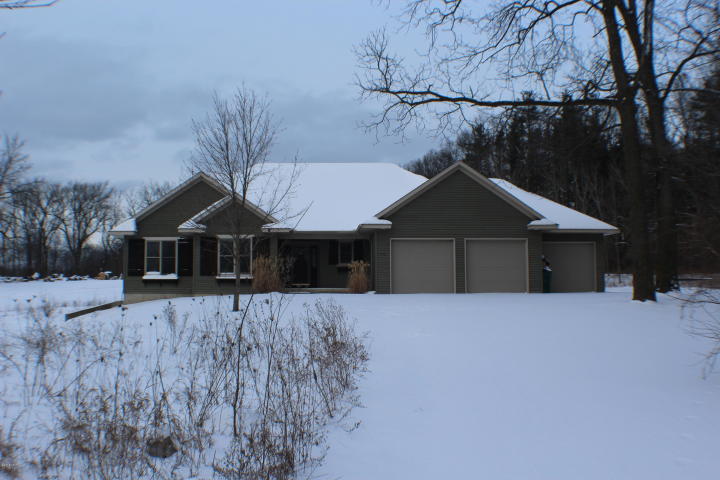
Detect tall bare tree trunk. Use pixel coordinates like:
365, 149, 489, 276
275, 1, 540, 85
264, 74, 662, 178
72, 247, 82, 275
233, 235, 241, 312
651, 117, 678, 293
619, 0, 679, 293
620, 102, 656, 301
643, 92, 678, 293
603, 0, 656, 301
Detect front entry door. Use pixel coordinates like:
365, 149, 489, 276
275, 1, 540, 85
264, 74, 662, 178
289, 245, 318, 287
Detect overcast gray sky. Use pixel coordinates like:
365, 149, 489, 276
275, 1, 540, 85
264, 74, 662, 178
0, 0, 439, 189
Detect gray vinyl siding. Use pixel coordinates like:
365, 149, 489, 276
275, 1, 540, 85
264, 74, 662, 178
126, 180, 223, 297
202, 205, 266, 236
123, 236, 195, 297
316, 240, 349, 288
125, 182, 264, 298
135, 181, 224, 237
197, 201, 267, 294
192, 222, 250, 295
124, 276, 194, 295
374, 170, 542, 293
542, 233, 606, 292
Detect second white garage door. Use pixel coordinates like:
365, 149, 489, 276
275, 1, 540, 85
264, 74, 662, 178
465, 239, 528, 292
391, 239, 455, 293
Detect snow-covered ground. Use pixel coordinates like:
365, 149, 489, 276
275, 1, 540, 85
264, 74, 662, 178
1, 280, 719, 479
0, 278, 122, 314
319, 290, 720, 480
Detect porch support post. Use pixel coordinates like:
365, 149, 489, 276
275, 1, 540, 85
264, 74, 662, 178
192, 234, 201, 294
122, 238, 129, 297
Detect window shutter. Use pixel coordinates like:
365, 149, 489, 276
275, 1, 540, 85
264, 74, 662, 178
127, 238, 145, 276
353, 239, 370, 262
200, 237, 218, 276
328, 240, 338, 265
178, 237, 193, 276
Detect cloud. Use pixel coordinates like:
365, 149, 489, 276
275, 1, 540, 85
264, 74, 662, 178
0, 5, 439, 187
0, 33, 209, 146
270, 88, 436, 165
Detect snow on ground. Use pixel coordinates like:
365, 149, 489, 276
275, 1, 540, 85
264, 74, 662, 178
1, 281, 719, 479
316, 291, 720, 480
0, 279, 122, 314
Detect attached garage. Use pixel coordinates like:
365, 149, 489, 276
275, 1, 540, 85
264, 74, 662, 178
391, 239, 455, 293
542, 242, 596, 292
465, 239, 528, 293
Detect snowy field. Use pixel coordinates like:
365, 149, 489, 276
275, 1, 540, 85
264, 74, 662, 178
0, 278, 122, 314
1, 280, 719, 479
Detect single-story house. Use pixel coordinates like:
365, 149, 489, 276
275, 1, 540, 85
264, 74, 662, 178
110, 161, 618, 302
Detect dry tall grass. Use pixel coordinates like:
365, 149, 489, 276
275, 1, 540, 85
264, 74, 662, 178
0, 427, 20, 479
347, 261, 369, 293
252, 256, 287, 293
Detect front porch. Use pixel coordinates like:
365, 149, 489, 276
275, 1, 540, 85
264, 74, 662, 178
274, 235, 372, 290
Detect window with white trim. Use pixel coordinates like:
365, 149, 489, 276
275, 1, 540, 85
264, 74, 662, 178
145, 239, 177, 275
218, 237, 253, 277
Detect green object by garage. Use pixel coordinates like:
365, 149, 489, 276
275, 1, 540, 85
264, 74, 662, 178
543, 268, 552, 293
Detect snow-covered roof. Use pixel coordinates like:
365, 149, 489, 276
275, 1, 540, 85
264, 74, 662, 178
490, 179, 618, 233
108, 218, 137, 235
177, 219, 206, 233
113, 161, 616, 236
177, 195, 278, 233
258, 163, 427, 231
112, 163, 425, 235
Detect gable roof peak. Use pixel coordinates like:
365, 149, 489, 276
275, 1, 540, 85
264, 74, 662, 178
376, 161, 543, 220
109, 171, 227, 235
177, 194, 279, 233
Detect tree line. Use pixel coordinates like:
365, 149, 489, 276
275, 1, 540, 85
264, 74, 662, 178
0, 136, 176, 277
0, 136, 119, 276
404, 65, 720, 279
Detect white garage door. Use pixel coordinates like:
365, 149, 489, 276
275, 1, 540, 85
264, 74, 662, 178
391, 239, 455, 293
465, 239, 528, 292
542, 242, 596, 292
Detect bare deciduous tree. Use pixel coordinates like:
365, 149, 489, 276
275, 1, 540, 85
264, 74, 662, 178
13, 180, 63, 274
123, 180, 174, 218
0, 135, 30, 268
0, 135, 29, 202
57, 181, 115, 274
404, 142, 459, 178
356, 0, 718, 301
682, 289, 720, 377
191, 87, 297, 312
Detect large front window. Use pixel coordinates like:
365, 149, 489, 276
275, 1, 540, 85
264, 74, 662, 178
218, 237, 252, 277
144, 238, 177, 277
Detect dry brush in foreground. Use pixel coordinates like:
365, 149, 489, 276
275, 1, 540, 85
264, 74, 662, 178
0, 295, 369, 479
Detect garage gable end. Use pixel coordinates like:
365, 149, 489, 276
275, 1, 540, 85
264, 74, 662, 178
377, 162, 542, 221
